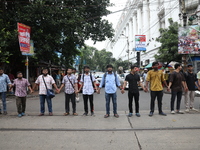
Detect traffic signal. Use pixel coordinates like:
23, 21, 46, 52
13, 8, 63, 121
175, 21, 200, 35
136, 52, 140, 67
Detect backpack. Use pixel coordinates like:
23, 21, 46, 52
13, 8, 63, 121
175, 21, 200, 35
102, 72, 118, 87
82, 73, 95, 88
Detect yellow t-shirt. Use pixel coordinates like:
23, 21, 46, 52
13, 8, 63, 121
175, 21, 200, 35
146, 70, 165, 91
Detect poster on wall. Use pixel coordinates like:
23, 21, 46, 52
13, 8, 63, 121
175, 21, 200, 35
178, 25, 200, 54
135, 35, 146, 51
17, 23, 31, 53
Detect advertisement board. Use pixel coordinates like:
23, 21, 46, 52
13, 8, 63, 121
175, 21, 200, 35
135, 35, 146, 51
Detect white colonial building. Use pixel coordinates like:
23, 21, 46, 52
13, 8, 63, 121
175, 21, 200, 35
105, 0, 199, 67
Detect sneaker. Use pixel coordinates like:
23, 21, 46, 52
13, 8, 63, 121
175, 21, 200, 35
128, 113, 133, 117
176, 110, 184, 114
18, 114, 22, 117
149, 112, 153, 117
3, 111, 7, 115
83, 112, 88, 116
185, 109, 190, 113
171, 111, 175, 114
135, 113, 141, 117
159, 112, 167, 116
91, 112, 94, 116
21, 113, 25, 116
190, 108, 199, 112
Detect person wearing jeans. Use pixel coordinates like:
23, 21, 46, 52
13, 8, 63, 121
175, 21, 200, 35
97, 64, 121, 118
0, 68, 12, 115
168, 63, 187, 114
39, 95, 52, 114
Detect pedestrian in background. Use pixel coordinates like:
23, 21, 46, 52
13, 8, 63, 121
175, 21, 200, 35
0, 68, 12, 115
184, 64, 199, 112
33, 68, 59, 116
79, 66, 97, 116
121, 66, 146, 117
59, 68, 78, 116
97, 64, 121, 118
10, 71, 33, 117
145, 62, 168, 117
72, 68, 79, 102
168, 63, 187, 114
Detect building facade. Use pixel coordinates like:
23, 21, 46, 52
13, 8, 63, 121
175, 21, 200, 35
105, 0, 199, 67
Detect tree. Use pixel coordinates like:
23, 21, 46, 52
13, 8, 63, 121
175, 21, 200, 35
155, 18, 182, 67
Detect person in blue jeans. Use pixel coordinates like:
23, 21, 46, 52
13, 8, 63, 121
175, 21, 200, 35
97, 64, 121, 118
0, 68, 12, 115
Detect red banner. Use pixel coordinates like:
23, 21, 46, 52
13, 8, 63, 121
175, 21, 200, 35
17, 23, 31, 52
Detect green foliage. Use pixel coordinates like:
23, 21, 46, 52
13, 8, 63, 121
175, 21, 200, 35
155, 18, 182, 65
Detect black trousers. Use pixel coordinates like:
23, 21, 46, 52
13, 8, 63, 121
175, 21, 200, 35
150, 91, 163, 113
83, 94, 94, 113
128, 91, 139, 113
65, 93, 76, 113
170, 91, 182, 111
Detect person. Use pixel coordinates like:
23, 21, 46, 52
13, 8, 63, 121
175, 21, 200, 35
72, 68, 79, 102
145, 62, 168, 117
56, 73, 61, 87
97, 64, 121, 118
142, 69, 148, 87
167, 63, 187, 114
58, 68, 78, 116
33, 68, 59, 116
10, 71, 33, 117
78, 66, 97, 116
8, 72, 15, 94
121, 66, 146, 117
0, 68, 12, 115
184, 64, 199, 112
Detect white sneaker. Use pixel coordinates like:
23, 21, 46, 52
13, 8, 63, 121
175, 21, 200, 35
171, 111, 175, 114
185, 109, 190, 113
190, 108, 199, 112
176, 110, 184, 114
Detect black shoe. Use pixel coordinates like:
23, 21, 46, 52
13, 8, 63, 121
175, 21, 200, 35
159, 112, 167, 116
149, 112, 153, 117
91, 112, 94, 116
83, 112, 88, 116
3, 111, 7, 115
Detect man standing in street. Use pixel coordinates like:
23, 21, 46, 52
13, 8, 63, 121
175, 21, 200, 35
184, 64, 199, 112
168, 63, 187, 114
142, 68, 148, 87
59, 68, 78, 116
0, 68, 12, 115
78, 66, 97, 116
121, 66, 146, 117
145, 62, 168, 117
10, 71, 33, 117
33, 68, 59, 116
97, 64, 121, 118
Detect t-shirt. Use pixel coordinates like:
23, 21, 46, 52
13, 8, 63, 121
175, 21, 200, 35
169, 71, 185, 92
184, 71, 197, 91
125, 73, 140, 93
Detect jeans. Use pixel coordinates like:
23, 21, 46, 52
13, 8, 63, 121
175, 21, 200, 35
65, 93, 76, 113
171, 91, 182, 111
0, 92, 7, 112
128, 92, 139, 113
39, 95, 52, 113
150, 91, 163, 113
83, 94, 94, 113
105, 92, 117, 115
16, 97, 26, 114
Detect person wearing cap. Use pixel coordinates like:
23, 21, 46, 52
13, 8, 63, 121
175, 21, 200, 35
97, 64, 121, 118
184, 64, 199, 112
78, 66, 97, 116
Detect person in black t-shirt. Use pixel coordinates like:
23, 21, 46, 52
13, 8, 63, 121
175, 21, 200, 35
184, 64, 199, 112
121, 66, 146, 117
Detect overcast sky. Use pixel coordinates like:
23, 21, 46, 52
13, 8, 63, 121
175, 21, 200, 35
85, 0, 128, 50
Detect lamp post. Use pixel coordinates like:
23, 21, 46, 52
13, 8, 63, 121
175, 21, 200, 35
121, 34, 130, 69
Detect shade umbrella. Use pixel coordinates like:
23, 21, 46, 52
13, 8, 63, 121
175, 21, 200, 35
145, 62, 163, 69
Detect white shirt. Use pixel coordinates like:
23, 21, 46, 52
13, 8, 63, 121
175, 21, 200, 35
80, 73, 96, 95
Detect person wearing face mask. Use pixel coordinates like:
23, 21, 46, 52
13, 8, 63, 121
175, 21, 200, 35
145, 62, 168, 117
10, 71, 33, 117
0, 68, 12, 115
97, 64, 121, 118
33, 68, 59, 116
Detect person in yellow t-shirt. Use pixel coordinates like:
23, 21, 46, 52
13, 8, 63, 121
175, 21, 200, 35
145, 62, 168, 117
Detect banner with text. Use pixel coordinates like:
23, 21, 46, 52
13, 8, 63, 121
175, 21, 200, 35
135, 35, 146, 51
17, 23, 31, 52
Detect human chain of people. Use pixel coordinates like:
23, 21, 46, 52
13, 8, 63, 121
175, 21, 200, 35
0, 62, 199, 118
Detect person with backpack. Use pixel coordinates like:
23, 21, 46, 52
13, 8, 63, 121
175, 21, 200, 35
184, 64, 199, 112
97, 64, 121, 118
167, 63, 187, 114
78, 66, 97, 116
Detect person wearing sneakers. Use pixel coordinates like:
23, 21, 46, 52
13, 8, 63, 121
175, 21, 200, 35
145, 62, 168, 117
97, 64, 121, 118
33, 68, 59, 116
167, 63, 187, 114
121, 65, 146, 117
184, 64, 199, 113
78, 66, 97, 116
59, 68, 78, 116
10, 72, 33, 117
